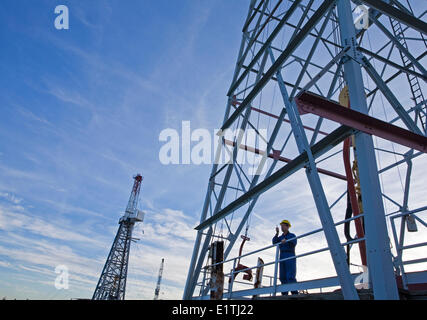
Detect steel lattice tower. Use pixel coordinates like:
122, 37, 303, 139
184, 0, 427, 300
154, 258, 165, 300
93, 174, 145, 300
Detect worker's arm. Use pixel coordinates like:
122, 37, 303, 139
272, 227, 280, 244
287, 233, 297, 247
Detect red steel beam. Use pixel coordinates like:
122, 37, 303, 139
223, 139, 347, 181
295, 92, 427, 153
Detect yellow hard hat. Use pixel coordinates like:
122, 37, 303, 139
280, 220, 291, 227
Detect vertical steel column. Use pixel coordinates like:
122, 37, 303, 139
336, 0, 399, 300
270, 47, 359, 300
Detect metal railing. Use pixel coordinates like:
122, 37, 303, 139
195, 213, 366, 299
389, 208, 427, 290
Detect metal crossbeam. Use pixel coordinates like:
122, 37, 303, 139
223, 138, 347, 180
359, 0, 427, 34
222, 0, 336, 131
295, 92, 427, 152
195, 125, 354, 231
360, 55, 423, 135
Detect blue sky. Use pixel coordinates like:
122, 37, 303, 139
0, 0, 250, 299
0, 1, 426, 300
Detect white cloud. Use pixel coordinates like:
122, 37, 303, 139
0, 196, 200, 299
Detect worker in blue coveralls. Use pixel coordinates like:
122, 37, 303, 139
272, 219, 298, 295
